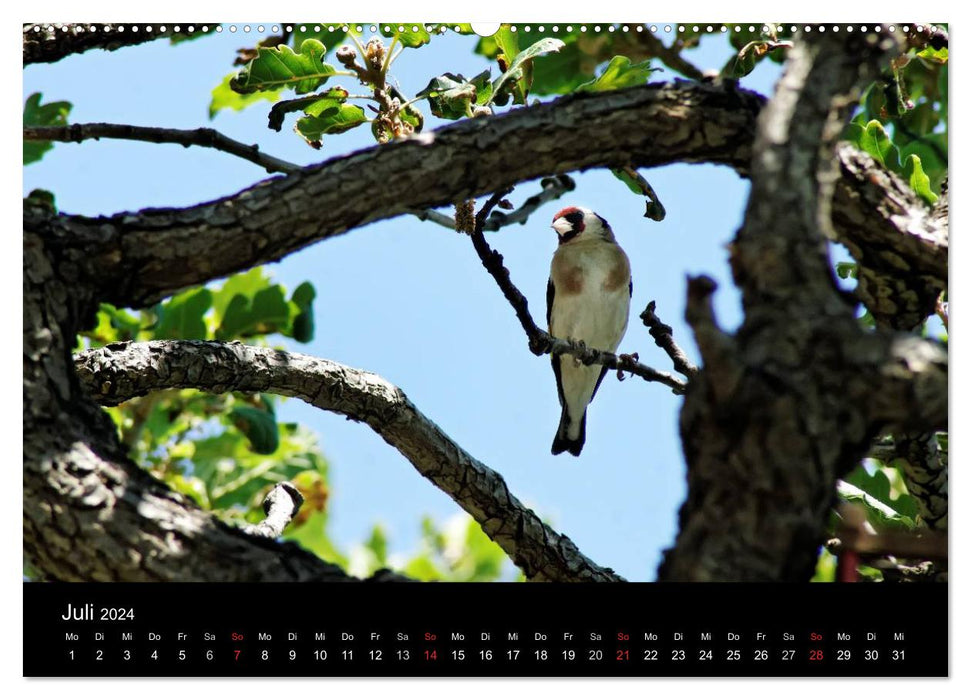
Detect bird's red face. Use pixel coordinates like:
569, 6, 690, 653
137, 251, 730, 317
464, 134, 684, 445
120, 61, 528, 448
551, 206, 586, 243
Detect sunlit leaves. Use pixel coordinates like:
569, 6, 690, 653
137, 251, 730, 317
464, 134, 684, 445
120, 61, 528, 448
490, 37, 565, 106
577, 56, 657, 92
267, 87, 350, 131
23, 92, 72, 165
231, 39, 339, 94
902, 153, 939, 205
611, 166, 666, 221
209, 73, 282, 119
154, 288, 213, 340
841, 463, 919, 530
296, 103, 368, 148
846, 119, 939, 205
416, 70, 491, 119
380, 23, 431, 48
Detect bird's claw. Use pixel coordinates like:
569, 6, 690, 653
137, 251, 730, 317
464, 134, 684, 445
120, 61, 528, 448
616, 352, 640, 381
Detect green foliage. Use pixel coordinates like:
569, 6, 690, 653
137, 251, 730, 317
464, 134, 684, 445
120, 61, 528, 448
576, 56, 657, 92
416, 71, 492, 119
210, 74, 282, 119
231, 39, 339, 94
295, 102, 368, 148
267, 88, 350, 131
843, 33, 947, 203
841, 463, 919, 530
490, 37, 565, 106
611, 167, 667, 221
835, 262, 858, 280
23, 93, 72, 165
380, 23, 431, 48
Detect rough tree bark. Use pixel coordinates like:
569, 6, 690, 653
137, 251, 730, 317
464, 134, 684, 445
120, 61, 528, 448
657, 30, 946, 581
23, 27, 947, 582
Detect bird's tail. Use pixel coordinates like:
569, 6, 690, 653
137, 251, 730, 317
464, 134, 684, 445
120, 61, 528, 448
551, 407, 586, 457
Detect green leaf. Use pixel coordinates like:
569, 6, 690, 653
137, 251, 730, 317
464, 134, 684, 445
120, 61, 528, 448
857, 120, 902, 172
577, 56, 657, 92
231, 39, 338, 95
835, 262, 858, 280
916, 46, 948, 64
726, 40, 791, 79
902, 153, 939, 205
267, 87, 349, 131
23, 93, 72, 165
416, 71, 491, 120
291, 26, 347, 56
491, 37, 565, 105
229, 405, 279, 455
212, 268, 270, 323
611, 167, 666, 221
216, 285, 290, 340
842, 464, 919, 529
209, 73, 282, 119
154, 288, 213, 340
290, 282, 316, 343
295, 103, 367, 147
380, 23, 431, 48
365, 525, 389, 567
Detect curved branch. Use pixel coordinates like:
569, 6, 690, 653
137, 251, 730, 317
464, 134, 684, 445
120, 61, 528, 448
24, 23, 208, 65
27, 81, 945, 334
30, 82, 764, 308
74, 340, 625, 583
24, 123, 300, 175
639, 301, 698, 378
833, 144, 947, 331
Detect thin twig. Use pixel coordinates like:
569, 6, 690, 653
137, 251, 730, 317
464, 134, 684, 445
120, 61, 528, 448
241, 482, 304, 538
640, 30, 707, 81
640, 301, 698, 378
412, 175, 575, 232
467, 189, 687, 395
23, 123, 301, 175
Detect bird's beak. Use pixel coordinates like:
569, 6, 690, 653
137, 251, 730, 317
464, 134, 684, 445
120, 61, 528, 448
551, 218, 572, 236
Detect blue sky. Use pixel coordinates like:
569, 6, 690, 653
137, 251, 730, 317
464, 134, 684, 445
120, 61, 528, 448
23, 26, 787, 581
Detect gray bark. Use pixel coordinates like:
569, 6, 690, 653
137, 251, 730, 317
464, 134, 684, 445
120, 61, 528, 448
658, 30, 947, 581
75, 341, 623, 582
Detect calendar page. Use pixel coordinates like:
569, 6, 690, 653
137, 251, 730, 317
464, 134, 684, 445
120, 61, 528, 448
22, 20, 948, 678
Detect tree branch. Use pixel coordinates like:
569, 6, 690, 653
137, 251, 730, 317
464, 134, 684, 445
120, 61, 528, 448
23, 23, 207, 65
832, 144, 947, 331
467, 190, 686, 394
24, 123, 300, 175
27, 81, 945, 335
241, 482, 305, 538
74, 340, 624, 582
639, 301, 698, 378
24, 82, 766, 309
639, 31, 707, 81
658, 28, 946, 582
411, 175, 575, 232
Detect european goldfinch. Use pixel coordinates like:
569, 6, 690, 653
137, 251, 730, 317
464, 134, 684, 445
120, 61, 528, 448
547, 207, 631, 456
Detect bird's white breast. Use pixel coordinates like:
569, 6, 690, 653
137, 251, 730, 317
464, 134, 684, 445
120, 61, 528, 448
549, 240, 631, 352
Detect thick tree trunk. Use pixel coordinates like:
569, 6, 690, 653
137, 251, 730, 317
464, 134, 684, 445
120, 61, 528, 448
657, 31, 946, 581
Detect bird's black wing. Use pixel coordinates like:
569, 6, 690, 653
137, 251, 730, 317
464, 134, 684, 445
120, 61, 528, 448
546, 277, 555, 328
547, 278, 567, 407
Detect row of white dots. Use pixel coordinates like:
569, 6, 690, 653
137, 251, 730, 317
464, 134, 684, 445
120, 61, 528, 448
30, 23, 932, 35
